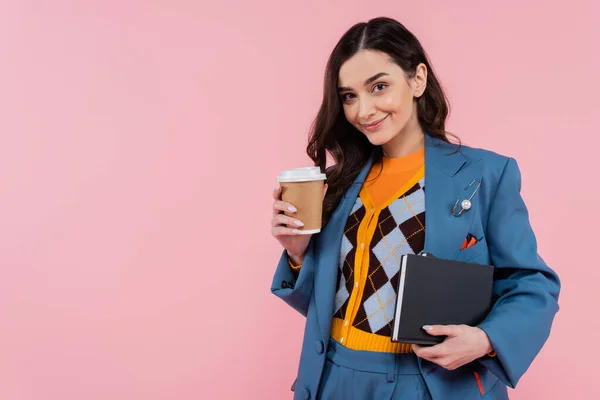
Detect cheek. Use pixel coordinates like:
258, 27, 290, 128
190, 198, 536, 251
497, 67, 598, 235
382, 92, 414, 118
343, 104, 358, 123
379, 93, 402, 113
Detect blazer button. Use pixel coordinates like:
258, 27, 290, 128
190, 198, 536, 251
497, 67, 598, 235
301, 388, 310, 399
281, 280, 288, 289
315, 340, 324, 354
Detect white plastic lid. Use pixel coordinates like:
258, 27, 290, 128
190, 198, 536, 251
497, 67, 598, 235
277, 166, 326, 183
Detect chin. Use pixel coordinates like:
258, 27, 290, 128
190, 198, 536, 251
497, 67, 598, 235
364, 130, 394, 147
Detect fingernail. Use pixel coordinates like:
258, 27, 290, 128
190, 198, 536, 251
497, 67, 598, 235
422, 325, 433, 331
292, 229, 301, 234
294, 220, 304, 226
275, 184, 280, 190
288, 205, 297, 212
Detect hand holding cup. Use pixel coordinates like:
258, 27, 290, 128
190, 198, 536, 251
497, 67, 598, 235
271, 167, 328, 265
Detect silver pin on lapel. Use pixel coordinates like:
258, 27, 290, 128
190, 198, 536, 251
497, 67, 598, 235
451, 179, 481, 216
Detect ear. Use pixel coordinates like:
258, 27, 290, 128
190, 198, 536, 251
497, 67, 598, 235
412, 63, 428, 98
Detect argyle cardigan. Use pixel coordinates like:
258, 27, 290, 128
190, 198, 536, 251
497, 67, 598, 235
330, 175, 425, 353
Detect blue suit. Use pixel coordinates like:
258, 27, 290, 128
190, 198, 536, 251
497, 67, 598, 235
271, 135, 560, 399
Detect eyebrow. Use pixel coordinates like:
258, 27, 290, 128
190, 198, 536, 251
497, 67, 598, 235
338, 72, 390, 92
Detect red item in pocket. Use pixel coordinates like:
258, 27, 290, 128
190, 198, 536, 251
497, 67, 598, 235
460, 234, 478, 250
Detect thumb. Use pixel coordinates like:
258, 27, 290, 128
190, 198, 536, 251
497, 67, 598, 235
323, 183, 328, 200
411, 344, 423, 352
422, 324, 460, 337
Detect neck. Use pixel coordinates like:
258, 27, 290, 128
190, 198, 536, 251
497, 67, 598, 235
382, 115, 425, 158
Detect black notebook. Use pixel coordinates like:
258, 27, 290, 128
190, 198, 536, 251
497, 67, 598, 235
391, 253, 494, 345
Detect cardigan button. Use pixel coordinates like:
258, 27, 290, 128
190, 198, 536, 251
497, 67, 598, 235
315, 340, 324, 354
281, 281, 288, 289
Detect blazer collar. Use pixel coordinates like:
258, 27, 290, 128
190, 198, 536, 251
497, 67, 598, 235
423, 133, 483, 259
424, 133, 466, 176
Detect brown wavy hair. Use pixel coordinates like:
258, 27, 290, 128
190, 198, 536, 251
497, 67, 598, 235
307, 17, 456, 226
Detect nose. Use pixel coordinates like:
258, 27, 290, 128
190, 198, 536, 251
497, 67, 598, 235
357, 97, 376, 122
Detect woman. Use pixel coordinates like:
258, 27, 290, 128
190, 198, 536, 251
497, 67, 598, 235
270, 17, 559, 400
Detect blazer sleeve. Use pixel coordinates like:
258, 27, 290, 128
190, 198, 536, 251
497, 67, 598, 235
270, 239, 317, 317
477, 157, 560, 388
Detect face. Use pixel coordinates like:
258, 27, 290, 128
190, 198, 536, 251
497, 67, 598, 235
337, 50, 427, 148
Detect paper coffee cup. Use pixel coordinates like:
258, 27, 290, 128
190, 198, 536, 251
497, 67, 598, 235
277, 167, 326, 234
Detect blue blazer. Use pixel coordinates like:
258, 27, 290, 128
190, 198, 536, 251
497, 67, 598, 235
271, 134, 560, 400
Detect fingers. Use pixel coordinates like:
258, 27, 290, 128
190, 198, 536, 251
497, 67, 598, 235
412, 343, 448, 360
412, 344, 423, 355
271, 225, 303, 237
271, 214, 304, 228
272, 182, 324, 233
273, 183, 325, 215
422, 324, 461, 337
272, 200, 298, 217
414, 351, 462, 371
413, 325, 472, 371
412, 344, 461, 370
272, 193, 298, 217
271, 187, 303, 236
273, 185, 282, 200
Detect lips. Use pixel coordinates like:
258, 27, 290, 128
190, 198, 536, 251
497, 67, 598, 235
362, 115, 388, 131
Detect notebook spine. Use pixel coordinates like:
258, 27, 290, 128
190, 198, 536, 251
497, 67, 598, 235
391, 255, 409, 342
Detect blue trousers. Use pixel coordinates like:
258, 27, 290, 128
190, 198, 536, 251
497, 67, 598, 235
317, 339, 432, 400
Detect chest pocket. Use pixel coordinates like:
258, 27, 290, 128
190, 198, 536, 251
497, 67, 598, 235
456, 235, 488, 263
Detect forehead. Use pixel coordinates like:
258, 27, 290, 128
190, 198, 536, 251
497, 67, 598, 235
338, 50, 403, 86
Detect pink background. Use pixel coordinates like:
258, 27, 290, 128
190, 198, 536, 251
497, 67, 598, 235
0, 1, 597, 399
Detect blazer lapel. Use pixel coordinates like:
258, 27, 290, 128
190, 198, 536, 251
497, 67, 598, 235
423, 135, 483, 260
314, 156, 374, 341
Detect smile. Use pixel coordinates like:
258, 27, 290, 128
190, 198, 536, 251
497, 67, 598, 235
362, 115, 388, 131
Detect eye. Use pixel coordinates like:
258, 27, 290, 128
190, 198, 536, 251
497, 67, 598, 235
373, 83, 388, 92
341, 93, 356, 102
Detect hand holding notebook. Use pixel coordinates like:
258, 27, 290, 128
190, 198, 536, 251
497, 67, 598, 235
411, 324, 494, 371
391, 253, 494, 345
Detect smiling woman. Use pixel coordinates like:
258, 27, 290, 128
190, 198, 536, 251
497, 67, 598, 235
338, 53, 426, 153
306, 19, 452, 229
269, 16, 560, 400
